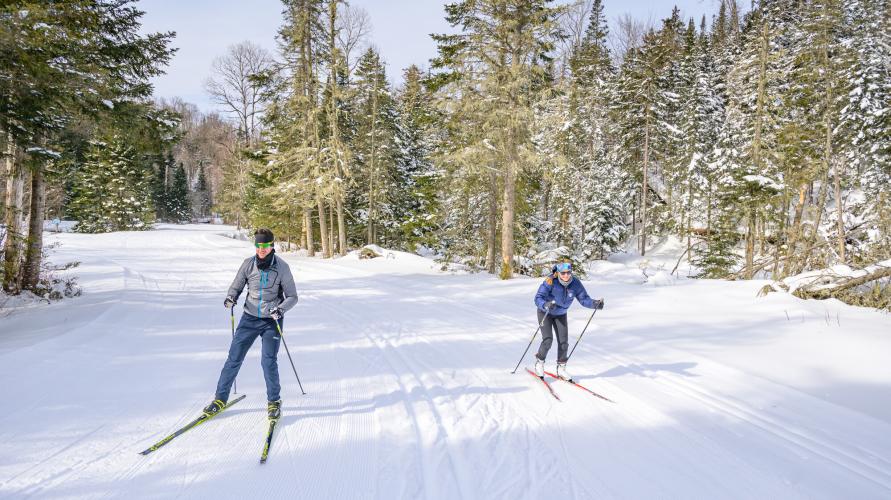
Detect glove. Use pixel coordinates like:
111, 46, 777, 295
594, 299, 605, 310
224, 296, 236, 308
542, 300, 556, 312
270, 306, 283, 320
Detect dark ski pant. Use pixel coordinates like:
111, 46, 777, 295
214, 314, 282, 403
535, 310, 569, 363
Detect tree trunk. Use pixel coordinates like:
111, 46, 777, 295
3, 133, 24, 294
796, 174, 830, 274
304, 208, 315, 257
317, 194, 330, 258
746, 19, 769, 280
367, 77, 379, 246
745, 204, 756, 279
782, 184, 808, 277
329, 0, 347, 256
485, 170, 498, 274
23, 163, 46, 290
329, 203, 335, 253
640, 109, 650, 256
500, 137, 517, 280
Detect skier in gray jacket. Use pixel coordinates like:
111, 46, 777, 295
203, 228, 298, 420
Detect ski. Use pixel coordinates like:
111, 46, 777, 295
260, 417, 279, 464
544, 371, 614, 403
139, 394, 247, 455
525, 368, 561, 401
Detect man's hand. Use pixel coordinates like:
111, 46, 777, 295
224, 296, 236, 308
594, 299, 605, 310
270, 307, 283, 320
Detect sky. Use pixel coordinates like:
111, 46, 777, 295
138, 0, 723, 115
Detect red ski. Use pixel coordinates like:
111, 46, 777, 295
544, 371, 614, 403
525, 368, 561, 401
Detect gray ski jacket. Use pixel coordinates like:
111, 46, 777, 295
228, 254, 298, 319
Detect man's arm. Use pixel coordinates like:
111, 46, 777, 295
227, 259, 250, 301
277, 264, 299, 313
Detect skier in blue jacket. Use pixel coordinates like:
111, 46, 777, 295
533, 262, 603, 380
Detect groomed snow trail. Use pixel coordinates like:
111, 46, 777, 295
1, 225, 890, 499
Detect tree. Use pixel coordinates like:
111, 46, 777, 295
394, 65, 440, 250
194, 164, 212, 218
1, 0, 174, 293
205, 41, 274, 146
432, 0, 564, 279
167, 164, 191, 223
350, 47, 399, 246
69, 137, 155, 233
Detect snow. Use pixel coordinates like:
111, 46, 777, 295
1, 225, 890, 499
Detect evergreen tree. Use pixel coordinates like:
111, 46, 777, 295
394, 65, 440, 250
168, 164, 191, 223
349, 47, 399, 246
1, 0, 174, 293
838, 0, 891, 262
194, 164, 212, 217
69, 137, 155, 233
152, 154, 174, 221
432, 0, 563, 278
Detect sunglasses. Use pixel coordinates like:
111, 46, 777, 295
255, 242, 273, 249
558, 270, 572, 275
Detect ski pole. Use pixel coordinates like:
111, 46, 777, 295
230, 306, 237, 395
510, 310, 550, 374
567, 307, 598, 362
274, 319, 306, 395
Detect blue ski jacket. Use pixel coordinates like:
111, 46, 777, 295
534, 273, 595, 316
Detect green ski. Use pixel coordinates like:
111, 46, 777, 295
139, 394, 247, 455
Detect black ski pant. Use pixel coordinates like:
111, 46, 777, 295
535, 310, 569, 363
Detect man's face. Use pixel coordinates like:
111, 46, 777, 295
256, 242, 273, 258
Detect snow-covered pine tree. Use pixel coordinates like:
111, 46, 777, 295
702, 2, 789, 278
70, 137, 155, 233
394, 65, 440, 251
838, 0, 891, 263
152, 153, 173, 221
431, 0, 563, 279
611, 28, 675, 256
564, 0, 630, 260
194, 164, 212, 218
677, 17, 724, 258
349, 47, 399, 246
167, 164, 191, 223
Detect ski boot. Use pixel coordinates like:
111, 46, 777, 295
202, 399, 226, 417
267, 399, 282, 420
534, 358, 545, 378
556, 362, 572, 382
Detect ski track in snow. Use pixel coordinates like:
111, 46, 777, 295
1, 225, 890, 499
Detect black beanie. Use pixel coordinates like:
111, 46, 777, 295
254, 229, 274, 244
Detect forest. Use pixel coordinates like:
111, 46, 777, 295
1, 0, 889, 306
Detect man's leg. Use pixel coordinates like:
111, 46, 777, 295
260, 318, 282, 402
214, 315, 262, 402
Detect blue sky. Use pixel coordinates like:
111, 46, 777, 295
138, 0, 722, 113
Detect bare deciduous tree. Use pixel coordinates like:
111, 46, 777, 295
335, 4, 372, 77
555, 0, 593, 78
205, 41, 273, 146
609, 13, 651, 65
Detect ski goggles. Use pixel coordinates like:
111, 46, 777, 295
255, 242, 273, 249
555, 263, 572, 274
